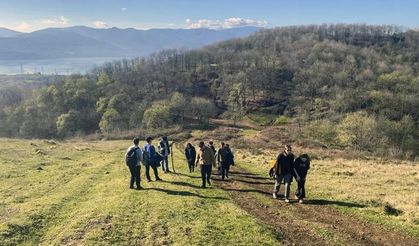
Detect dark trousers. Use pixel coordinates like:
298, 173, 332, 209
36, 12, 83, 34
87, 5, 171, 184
145, 164, 160, 181
200, 164, 212, 187
161, 156, 169, 171
220, 162, 230, 180
187, 161, 195, 172
295, 178, 306, 199
128, 164, 140, 187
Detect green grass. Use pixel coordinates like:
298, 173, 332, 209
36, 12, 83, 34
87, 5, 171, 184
233, 150, 419, 239
0, 139, 280, 245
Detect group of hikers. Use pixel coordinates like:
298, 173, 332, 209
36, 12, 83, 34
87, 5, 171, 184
125, 137, 310, 203
125, 137, 235, 189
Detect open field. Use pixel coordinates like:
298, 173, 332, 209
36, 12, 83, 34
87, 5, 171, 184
0, 126, 418, 245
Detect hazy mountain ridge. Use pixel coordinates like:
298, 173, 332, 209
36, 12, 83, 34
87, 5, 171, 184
0, 26, 261, 60
0, 27, 22, 38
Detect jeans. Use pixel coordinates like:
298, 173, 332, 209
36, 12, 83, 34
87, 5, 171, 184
128, 164, 141, 187
274, 173, 293, 199
161, 156, 169, 171
220, 162, 230, 179
200, 164, 212, 187
295, 178, 306, 199
145, 164, 160, 181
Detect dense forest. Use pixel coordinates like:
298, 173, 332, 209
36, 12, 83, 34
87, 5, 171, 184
0, 24, 418, 158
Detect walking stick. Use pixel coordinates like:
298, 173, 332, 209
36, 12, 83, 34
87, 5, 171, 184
170, 143, 176, 173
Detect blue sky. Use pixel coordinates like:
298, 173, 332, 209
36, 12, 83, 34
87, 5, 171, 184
0, 0, 418, 32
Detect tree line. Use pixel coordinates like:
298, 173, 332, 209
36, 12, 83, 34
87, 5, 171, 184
0, 24, 417, 158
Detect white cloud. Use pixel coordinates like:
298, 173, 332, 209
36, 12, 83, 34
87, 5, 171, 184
41, 16, 69, 25
121, 7, 127, 12
186, 17, 268, 29
15, 22, 32, 32
93, 21, 108, 29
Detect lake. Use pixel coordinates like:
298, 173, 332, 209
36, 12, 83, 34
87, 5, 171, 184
0, 57, 125, 75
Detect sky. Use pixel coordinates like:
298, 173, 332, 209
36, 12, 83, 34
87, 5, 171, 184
0, 0, 418, 32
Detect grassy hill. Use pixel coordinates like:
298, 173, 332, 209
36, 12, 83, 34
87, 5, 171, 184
1, 124, 418, 245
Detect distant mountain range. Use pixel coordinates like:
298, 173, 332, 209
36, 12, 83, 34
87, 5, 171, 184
0, 26, 261, 60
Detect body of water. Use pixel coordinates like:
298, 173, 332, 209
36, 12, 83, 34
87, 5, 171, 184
0, 57, 124, 75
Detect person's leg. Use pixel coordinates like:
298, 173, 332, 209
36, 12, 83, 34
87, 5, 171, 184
301, 178, 306, 199
135, 165, 141, 188
128, 165, 135, 188
145, 165, 151, 182
207, 165, 212, 185
152, 165, 161, 180
165, 156, 170, 171
284, 173, 292, 201
221, 163, 226, 180
225, 164, 230, 178
273, 174, 283, 197
200, 166, 206, 187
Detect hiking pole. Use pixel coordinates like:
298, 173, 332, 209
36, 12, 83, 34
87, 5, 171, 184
170, 142, 176, 173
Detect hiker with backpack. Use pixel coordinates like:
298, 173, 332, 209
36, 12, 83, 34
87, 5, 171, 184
272, 145, 295, 202
125, 137, 143, 189
184, 143, 196, 173
159, 136, 171, 173
293, 154, 311, 203
143, 137, 162, 182
195, 141, 216, 188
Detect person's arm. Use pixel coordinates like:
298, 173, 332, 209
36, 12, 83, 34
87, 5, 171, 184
195, 151, 200, 166
274, 154, 280, 177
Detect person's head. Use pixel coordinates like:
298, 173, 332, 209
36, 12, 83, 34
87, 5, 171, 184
162, 136, 168, 141
146, 137, 153, 144
209, 141, 214, 146
198, 141, 205, 149
284, 145, 292, 154
226, 144, 230, 148
186, 143, 192, 148
133, 137, 140, 146
221, 142, 225, 147
300, 153, 309, 162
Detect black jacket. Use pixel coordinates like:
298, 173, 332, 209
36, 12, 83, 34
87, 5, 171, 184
274, 152, 294, 176
185, 146, 196, 163
294, 156, 310, 178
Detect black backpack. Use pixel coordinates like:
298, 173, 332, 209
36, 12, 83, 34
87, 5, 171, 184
125, 147, 139, 166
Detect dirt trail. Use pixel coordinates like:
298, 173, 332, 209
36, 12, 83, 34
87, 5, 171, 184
213, 167, 419, 246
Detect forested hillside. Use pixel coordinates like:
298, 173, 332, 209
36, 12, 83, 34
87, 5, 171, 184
1, 24, 418, 158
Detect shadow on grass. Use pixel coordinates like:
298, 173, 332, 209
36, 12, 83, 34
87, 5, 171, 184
167, 181, 202, 189
221, 188, 272, 196
304, 199, 366, 208
234, 179, 274, 185
173, 172, 201, 179
146, 187, 228, 200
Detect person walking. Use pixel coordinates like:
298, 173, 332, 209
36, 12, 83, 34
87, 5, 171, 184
125, 137, 143, 189
159, 136, 171, 173
293, 154, 311, 203
272, 145, 295, 202
184, 143, 196, 173
143, 137, 162, 182
217, 142, 230, 180
195, 141, 216, 188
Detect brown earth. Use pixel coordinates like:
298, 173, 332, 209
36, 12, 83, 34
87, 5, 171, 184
213, 166, 419, 246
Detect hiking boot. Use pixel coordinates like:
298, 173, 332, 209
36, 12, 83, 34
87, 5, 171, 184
299, 199, 304, 204
156, 178, 162, 181
285, 198, 290, 203
273, 193, 278, 199
201, 185, 206, 189
136, 186, 143, 190
129, 186, 135, 189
